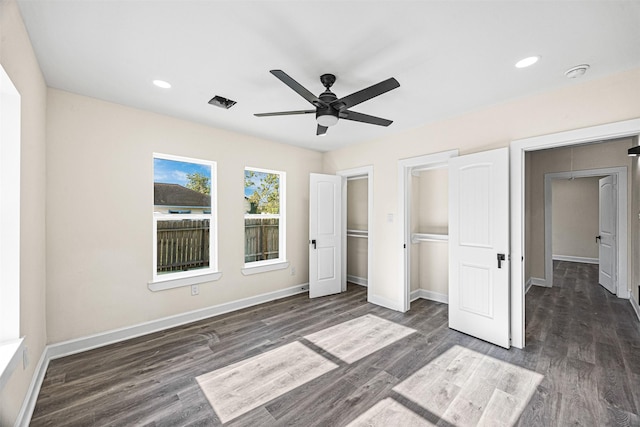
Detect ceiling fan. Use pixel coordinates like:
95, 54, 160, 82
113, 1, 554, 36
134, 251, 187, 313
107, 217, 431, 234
254, 70, 400, 136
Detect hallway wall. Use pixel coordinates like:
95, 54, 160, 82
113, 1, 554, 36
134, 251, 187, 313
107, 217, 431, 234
526, 138, 633, 286
552, 176, 600, 261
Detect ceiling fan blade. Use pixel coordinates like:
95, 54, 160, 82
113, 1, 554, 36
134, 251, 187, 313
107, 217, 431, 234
317, 125, 328, 136
332, 77, 400, 110
339, 110, 393, 127
254, 110, 315, 117
270, 70, 326, 108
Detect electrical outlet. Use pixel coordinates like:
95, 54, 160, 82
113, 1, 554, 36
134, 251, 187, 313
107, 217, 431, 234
291, 267, 296, 276
191, 284, 199, 296
23, 346, 29, 369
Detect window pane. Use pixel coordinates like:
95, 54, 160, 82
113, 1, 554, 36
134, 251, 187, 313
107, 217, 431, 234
157, 219, 210, 274
244, 170, 279, 214
244, 218, 279, 263
155, 158, 211, 214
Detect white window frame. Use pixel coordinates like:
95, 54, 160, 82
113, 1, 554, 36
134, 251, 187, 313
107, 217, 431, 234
0, 64, 24, 392
242, 166, 288, 275
148, 153, 221, 291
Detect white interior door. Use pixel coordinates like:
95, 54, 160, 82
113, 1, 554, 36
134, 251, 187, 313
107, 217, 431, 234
309, 173, 342, 298
449, 148, 510, 348
598, 175, 617, 294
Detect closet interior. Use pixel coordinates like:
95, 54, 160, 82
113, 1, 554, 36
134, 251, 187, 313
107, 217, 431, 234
410, 166, 449, 303
346, 177, 368, 287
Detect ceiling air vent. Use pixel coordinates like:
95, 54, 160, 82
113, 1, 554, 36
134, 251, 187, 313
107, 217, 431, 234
208, 95, 237, 109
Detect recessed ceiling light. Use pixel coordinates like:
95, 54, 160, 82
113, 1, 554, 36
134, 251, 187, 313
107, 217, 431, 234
153, 79, 171, 89
515, 56, 540, 68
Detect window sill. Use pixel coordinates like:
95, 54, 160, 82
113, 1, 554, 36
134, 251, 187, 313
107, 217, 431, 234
0, 337, 24, 392
148, 271, 223, 292
241, 261, 289, 276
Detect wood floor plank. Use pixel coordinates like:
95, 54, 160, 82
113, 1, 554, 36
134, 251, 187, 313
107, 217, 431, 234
515, 383, 563, 427
30, 265, 640, 426
346, 398, 436, 427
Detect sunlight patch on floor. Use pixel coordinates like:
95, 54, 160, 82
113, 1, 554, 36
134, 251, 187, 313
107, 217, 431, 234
347, 398, 435, 426
304, 314, 416, 363
196, 341, 338, 423
393, 345, 543, 427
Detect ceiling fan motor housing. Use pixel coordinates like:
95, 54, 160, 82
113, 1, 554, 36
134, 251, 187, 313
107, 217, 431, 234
316, 88, 339, 126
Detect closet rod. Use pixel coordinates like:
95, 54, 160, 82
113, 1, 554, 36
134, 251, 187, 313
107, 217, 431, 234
347, 229, 368, 239
411, 233, 448, 244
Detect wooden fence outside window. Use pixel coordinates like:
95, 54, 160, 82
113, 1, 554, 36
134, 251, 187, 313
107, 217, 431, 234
156, 218, 280, 272
244, 218, 279, 263
157, 219, 210, 273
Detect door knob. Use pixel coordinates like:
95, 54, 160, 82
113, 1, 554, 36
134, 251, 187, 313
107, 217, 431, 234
497, 253, 506, 269
596, 235, 601, 243
310, 239, 317, 249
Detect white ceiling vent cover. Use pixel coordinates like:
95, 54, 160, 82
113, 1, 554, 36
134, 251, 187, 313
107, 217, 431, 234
564, 64, 590, 79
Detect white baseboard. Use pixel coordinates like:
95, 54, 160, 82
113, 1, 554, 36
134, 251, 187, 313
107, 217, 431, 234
16, 346, 50, 427
47, 283, 309, 360
410, 289, 448, 304
16, 283, 309, 426
347, 275, 368, 287
552, 255, 599, 265
525, 278, 533, 294
530, 277, 551, 288
368, 294, 403, 312
630, 292, 640, 323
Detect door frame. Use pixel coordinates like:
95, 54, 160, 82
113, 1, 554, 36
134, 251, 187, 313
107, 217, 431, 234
543, 167, 627, 297
337, 166, 373, 301
511, 117, 640, 349
398, 150, 458, 312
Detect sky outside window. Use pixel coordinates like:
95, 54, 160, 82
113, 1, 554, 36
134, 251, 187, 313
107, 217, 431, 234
244, 171, 271, 197
154, 158, 211, 186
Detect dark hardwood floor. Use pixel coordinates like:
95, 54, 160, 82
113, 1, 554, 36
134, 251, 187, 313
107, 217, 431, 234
31, 261, 640, 426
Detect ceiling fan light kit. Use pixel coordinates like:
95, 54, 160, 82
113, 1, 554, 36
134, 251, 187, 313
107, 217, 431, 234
255, 70, 400, 136
316, 111, 339, 127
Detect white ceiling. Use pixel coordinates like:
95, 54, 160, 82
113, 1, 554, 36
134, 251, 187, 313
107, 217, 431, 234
16, 1, 640, 152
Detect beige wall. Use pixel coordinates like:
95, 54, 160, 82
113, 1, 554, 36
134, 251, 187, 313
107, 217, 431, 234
324, 67, 640, 307
0, 0, 48, 424
552, 177, 601, 260
46, 89, 323, 343
526, 138, 633, 282
346, 178, 368, 280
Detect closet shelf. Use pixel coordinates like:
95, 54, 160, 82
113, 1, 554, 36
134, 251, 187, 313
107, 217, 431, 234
347, 229, 368, 239
411, 233, 448, 244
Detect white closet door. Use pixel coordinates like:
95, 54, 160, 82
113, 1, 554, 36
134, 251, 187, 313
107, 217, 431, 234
598, 175, 617, 294
449, 148, 510, 348
309, 173, 342, 298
